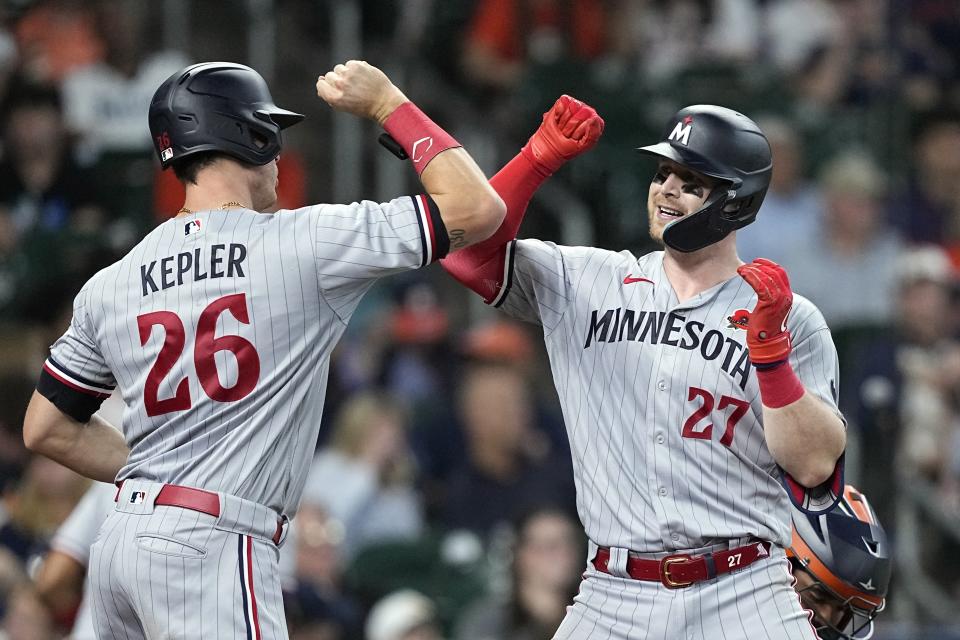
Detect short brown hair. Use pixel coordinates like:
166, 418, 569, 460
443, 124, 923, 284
171, 151, 229, 184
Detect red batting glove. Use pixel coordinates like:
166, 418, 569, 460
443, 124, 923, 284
521, 95, 604, 177
736, 258, 794, 365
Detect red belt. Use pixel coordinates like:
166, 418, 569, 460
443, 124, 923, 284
592, 540, 772, 589
116, 482, 283, 546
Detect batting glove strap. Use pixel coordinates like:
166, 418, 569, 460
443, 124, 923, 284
746, 331, 792, 364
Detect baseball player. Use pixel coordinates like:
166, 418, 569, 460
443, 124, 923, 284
440, 97, 846, 639
788, 485, 891, 640
21, 59, 504, 639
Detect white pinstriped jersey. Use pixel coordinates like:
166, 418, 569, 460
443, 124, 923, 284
39, 196, 447, 517
497, 241, 841, 552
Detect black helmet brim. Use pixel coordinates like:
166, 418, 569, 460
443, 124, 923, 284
256, 108, 305, 130
636, 142, 739, 188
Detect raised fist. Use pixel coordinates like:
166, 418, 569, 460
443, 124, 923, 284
316, 60, 408, 124
736, 258, 794, 364
521, 95, 604, 175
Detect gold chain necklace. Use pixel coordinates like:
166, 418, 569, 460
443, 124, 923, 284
177, 201, 246, 215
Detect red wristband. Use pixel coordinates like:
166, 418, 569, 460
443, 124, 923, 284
755, 361, 805, 409
382, 102, 461, 175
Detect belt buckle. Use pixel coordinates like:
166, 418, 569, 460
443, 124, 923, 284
660, 554, 694, 589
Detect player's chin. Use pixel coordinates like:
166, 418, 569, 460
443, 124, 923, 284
647, 217, 666, 245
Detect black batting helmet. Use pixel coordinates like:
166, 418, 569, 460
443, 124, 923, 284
637, 105, 772, 252
149, 62, 304, 169
787, 485, 891, 640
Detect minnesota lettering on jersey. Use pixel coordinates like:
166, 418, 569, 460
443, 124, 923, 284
583, 308, 751, 390
141, 243, 247, 296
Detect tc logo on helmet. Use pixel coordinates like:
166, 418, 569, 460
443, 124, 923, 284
668, 116, 694, 146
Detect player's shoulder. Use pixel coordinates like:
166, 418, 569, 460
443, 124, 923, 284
515, 239, 641, 270
279, 197, 422, 224
271, 202, 364, 235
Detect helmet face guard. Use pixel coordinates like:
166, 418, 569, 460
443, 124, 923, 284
793, 572, 885, 639
637, 105, 772, 252
149, 62, 305, 169
787, 486, 891, 640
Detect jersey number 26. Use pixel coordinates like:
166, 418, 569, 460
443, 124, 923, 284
137, 293, 260, 416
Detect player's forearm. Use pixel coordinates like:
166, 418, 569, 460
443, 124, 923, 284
484, 151, 550, 246
379, 100, 504, 251
316, 61, 505, 249
762, 391, 845, 487
24, 393, 128, 483
439, 151, 547, 301
417, 147, 505, 250
30, 416, 128, 483
439, 97, 603, 301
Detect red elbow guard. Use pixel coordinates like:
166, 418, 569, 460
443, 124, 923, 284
440, 149, 542, 305
441, 241, 514, 306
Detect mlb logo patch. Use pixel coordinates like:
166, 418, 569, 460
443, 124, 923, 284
184, 219, 202, 236
130, 491, 147, 504
161, 148, 174, 162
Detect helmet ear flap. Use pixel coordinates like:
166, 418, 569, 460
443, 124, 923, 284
247, 128, 270, 150
717, 187, 766, 229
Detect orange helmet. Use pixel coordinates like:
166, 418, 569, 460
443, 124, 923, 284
787, 485, 890, 639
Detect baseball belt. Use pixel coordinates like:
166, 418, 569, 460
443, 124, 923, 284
592, 539, 772, 589
114, 482, 284, 545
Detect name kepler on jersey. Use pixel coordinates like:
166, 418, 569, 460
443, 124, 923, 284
584, 308, 752, 390
140, 243, 248, 296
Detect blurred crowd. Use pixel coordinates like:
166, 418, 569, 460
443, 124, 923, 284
0, 0, 959, 638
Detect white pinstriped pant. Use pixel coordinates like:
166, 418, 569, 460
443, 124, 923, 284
553, 543, 819, 640
88, 480, 288, 639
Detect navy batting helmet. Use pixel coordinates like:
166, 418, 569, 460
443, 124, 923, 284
637, 105, 772, 252
787, 485, 891, 640
149, 62, 304, 169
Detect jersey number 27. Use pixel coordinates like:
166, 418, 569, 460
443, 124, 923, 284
137, 293, 260, 416
682, 386, 749, 447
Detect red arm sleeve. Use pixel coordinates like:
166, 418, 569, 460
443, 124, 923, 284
440, 94, 603, 303
439, 151, 549, 304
